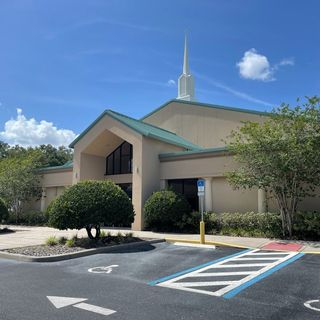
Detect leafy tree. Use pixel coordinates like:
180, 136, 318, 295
0, 151, 42, 222
35, 144, 73, 167
0, 141, 10, 159
48, 180, 134, 239
0, 141, 73, 167
226, 96, 320, 237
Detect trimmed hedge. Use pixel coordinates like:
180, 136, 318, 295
48, 180, 134, 236
177, 212, 283, 238
6, 210, 48, 226
144, 190, 191, 232
293, 211, 320, 240
0, 198, 8, 223
179, 211, 320, 240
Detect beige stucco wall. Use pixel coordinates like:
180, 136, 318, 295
160, 153, 258, 212
143, 101, 265, 148
41, 169, 73, 188
160, 153, 236, 179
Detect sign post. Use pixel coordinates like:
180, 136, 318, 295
197, 179, 205, 244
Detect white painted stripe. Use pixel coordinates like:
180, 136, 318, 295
173, 242, 216, 249
209, 263, 270, 268
158, 284, 221, 296
246, 252, 290, 255
233, 257, 280, 261
73, 303, 116, 316
170, 281, 238, 287
188, 271, 254, 277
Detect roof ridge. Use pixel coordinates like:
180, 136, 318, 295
107, 109, 179, 136
141, 99, 269, 120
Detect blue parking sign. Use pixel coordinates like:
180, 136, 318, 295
197, 179, 205, 193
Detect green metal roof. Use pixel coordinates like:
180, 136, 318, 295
69, 109, 202, 151
141, 99, 269, 120
38, 160, 73, 172
159, 146, 230, 160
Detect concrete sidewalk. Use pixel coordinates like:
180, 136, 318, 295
0, 225, 319, 253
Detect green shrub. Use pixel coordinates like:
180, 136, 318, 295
293, 211, 320, 240
45, 236, 58, 246
0, 198, 8, 223
65, 238, 75, 247
144, 190, 191, 232
216, 212, 282, 238
178, 211, 282, 238
47, 180, 135, 239
6, 210, 48, 226
23, 211, 48, 226
177, 211, 220, 234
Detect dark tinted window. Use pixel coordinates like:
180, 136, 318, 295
168, 179, 198, 210
106, 153, 114, 175
105, 142, 133, 175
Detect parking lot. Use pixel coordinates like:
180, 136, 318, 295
0, 241, 319, 320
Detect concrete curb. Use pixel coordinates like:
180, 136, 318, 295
0, 239, 165, 263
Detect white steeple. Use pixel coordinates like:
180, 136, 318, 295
177, 35, 195, 101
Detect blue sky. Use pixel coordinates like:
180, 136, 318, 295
0, 0, 319, 146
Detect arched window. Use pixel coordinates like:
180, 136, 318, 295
105, 142, 133, 175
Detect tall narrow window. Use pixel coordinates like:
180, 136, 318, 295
106, 142, 133, 175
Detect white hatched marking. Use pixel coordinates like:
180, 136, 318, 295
157, 249, 299, 297
233, 257, 279, 261
210, 263, 270, 268
188, 271, 254, 277
247, 252, 289, 255
170, 281, 238, 287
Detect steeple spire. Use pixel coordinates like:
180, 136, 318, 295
183, 34, 189, 75
177, 34, 195, 101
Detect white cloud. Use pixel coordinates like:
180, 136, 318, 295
237, 48, 274, 81
167, 79, 176, 87
0, 109, 77, 147
278, 58, 295, 67
237, 49, 294, 82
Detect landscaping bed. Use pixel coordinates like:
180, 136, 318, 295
3, 232, 142, 257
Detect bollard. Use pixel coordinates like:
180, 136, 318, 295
200, 221, 205, 244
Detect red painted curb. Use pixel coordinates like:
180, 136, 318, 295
262, 242, 303, 252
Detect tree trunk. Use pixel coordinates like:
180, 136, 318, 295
85, 224, 101, 240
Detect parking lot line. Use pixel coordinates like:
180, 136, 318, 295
152, 249, 305, 298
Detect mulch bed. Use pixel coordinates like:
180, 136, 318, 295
3, 236, 142, 257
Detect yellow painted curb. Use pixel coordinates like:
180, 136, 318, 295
165, 238, 253, 250
302, 251, 320, 255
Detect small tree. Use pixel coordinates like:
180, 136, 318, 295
0, 151, 42, 222
226, 96, 320, 238
48, 180, 134, 239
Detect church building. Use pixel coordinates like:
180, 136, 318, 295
36, 37, 319, 231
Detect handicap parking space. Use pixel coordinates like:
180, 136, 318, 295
151, 248, 304, 298
0, 242, 320, 320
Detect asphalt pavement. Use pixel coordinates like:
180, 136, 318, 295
0, 242, 319, 320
